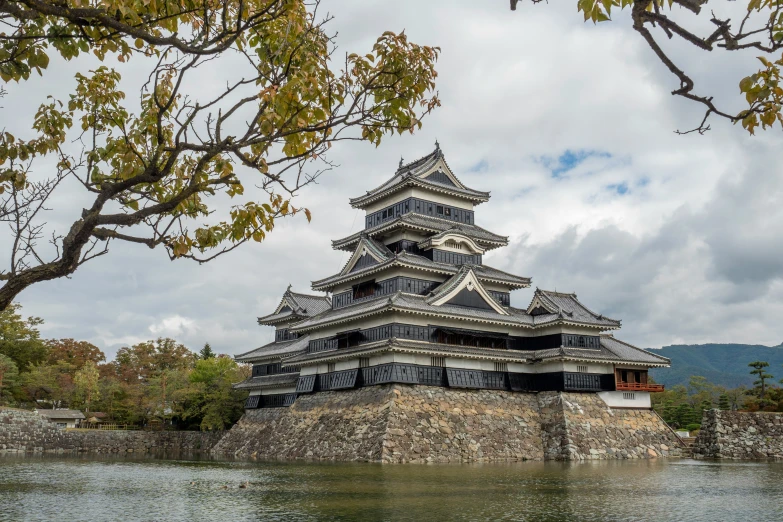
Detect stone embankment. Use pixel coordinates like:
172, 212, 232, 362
212, 384, 681, 463
0, 407, 221, 455
693, 410, 783, 459
539, 392, 680, 460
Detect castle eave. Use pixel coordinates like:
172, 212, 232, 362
311, 254, 531, 292
282, 338, 531, 366
331, 214, 508, 252
233, 373, 299, 390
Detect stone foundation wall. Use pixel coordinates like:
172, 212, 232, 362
0, 407, 222, 455
539, 392, 681, 460
213, 385, 682, 463
213, 385, 392, 461
693, 410, 783, 459
0, 408, 70, 453
383, 386, 543, 462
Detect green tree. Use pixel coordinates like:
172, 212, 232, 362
652, 383, 687, 418
74, 361, 101, 414
510, 0, 783, 135
0, 0, 440, 310
95, 377, 124, 422
718, 394, 730, 410
726, 385, 749, 411
0, 353, 19, 405
749, 361, 773, 399
21, 362, 75, 408
672, 403, 692, 429
200, 343, 216, 360
145, 367, 191, 425
0, 303, 48, 371
687, 375, 717, 408
182, 356, 248, 431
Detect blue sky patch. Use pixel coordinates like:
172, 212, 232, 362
540, 149, 612, 178
607, 182, 629, 195
469, 159, 489, 173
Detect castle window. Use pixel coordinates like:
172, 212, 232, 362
577, 365, 588, 373
578, 336, 586, 348
359, 357, 370, 368
623, 392, 636, 400
431, 357, 445, 367
494, 362, 508, 372
353, 280, 376, 299
444, 207, 451, 217
327, 363, 336, 373
436, 205, 444, 215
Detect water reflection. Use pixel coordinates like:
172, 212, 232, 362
0, 456, 781, 522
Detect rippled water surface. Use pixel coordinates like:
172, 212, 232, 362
1, 456, 782, 521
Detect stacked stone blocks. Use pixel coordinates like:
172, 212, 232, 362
694, 410, 783, 459
1, 407, 221, 455
212, 384, 682, 462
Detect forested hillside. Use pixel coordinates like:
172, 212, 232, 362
650, 343, 783, 388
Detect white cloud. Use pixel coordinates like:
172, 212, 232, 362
148, 315, 198, 338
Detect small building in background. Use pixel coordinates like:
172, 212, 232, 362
35, 409, 85, 429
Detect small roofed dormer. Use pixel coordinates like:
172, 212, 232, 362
417, 230, 484, 266
427, 267, 509, 315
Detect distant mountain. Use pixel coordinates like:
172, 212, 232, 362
649, 343, 783, 389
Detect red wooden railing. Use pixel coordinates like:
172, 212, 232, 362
616, 382, 665, 392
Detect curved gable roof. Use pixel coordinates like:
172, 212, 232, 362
349, 145, 490, 208
526, 288, 621, 328
258, 287, 332, 325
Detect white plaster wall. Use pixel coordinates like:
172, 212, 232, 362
260, 386, 297, 396
369, 353, 395, 365
335, 359, 359, 371
532, 361, 565, 373
42, 418, 79, 429
445, 358, 482, 370
508, 362, 534, 374
562, 362, 613, 374
597, 391, 651, 409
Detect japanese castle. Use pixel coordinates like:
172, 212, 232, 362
235, 144, 669, 410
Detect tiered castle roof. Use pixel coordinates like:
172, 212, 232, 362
235, 144, 669, 401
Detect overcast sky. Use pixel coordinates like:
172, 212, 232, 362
5, 0, 783, 358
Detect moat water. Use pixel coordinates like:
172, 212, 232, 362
0, 456, 781, 521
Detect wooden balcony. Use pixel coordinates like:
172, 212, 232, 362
616, 382, 665, 392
